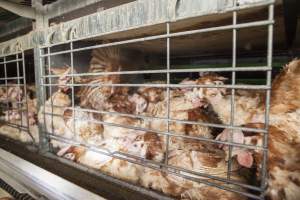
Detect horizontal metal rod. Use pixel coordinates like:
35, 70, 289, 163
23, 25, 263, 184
0, 84, 25, 87
41, 83, 270, 90
44, 111, 265, 151
0, 52, 23, 58
0, 77, 24, 81
40, 20, 273, 57
44, 105, 267, 134
0, 120, 28, 130
0, 59, 23, 64
227, 0, 274, 12
48, 134, 262, 194
42, 66, 271, 78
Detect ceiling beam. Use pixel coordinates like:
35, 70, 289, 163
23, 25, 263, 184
0, 18, 32, 40
0, 0, 36, 19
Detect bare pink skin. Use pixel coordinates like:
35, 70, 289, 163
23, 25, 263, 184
235, 149, 254, 168
216, 129, 254, 168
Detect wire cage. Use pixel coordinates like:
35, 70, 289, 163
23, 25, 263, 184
38, 1, 274, 200
0, 51, 38, 145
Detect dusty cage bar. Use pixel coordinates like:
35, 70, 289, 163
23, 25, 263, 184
37, 1, 275, 199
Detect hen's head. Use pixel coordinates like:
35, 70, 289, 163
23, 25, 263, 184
180, 74, 227, 108
7, 86, 23, 101
126, 133, 164, 162
137, 81, 166, 103
216, 124, 265, 169
195, 74, 228, 100
128, 93, 148, 114
50, 91, 71, 107
51, 66, 81, 93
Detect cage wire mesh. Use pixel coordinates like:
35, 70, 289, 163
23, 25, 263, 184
0, 52, 37, 144
38, 1, 274, 199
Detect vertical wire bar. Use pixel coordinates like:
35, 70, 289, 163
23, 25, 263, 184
22, 52, 34, 142
47, 47, 54, 144
164, 22, 171, 165
16, 54, 22, 133
41, 50, 46, 135
3, 57, 9, 123
260, 3, 274, 195
227, 0, 237, 180
70, 40, 76, 142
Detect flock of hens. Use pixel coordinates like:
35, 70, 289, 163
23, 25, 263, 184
0, 47, 299, 200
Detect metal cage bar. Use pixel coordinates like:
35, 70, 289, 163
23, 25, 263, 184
227, 0, 238, 180
260, 3, 274, 194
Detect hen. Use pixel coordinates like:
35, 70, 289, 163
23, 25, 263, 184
57, 143, 145, 184
38, 91, 71, 148
270, 59, 300, 113
78, 47, 128, 111
0, 86, 38, 143
189, 59, 300, 127
140, 143, 246, 200
217, 123, 300, 200
137, 84, 216, 153
64, 108, 103, 144
50, 66, 82, 93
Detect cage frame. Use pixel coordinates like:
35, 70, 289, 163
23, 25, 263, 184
35, 0, 275, 199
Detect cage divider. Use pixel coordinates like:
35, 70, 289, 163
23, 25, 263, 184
70, 39, 76, 146
227, 0, 238, 181
16, 54, 22, 135
164, 22, 171, 166
260, 3, 274, 194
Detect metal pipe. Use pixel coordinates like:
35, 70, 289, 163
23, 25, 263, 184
227, 0, 238, 180
41, 82, 271, 90
15, 54, 22, 135
164, 22, 171, 165
260, 3, 274, 194
3, 57, 9, 124
41, 66, 271, 78
0, 59, 23, 64
0, 77, 24, 81
36, 48, 49, 152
